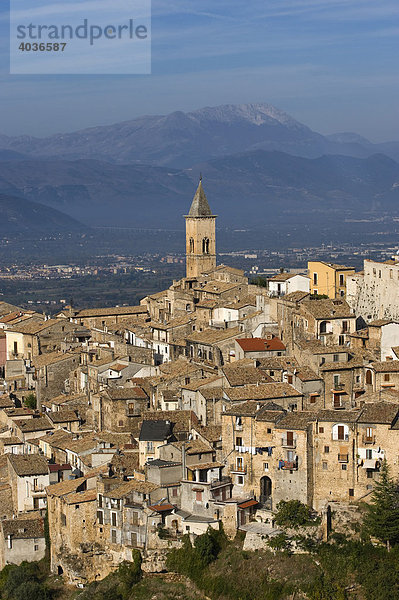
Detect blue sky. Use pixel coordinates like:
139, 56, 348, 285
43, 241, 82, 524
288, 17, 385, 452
0, 0, 398, 140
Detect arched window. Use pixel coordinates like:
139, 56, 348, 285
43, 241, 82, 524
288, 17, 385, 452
189, 238, 194, 253
366, 370, 372, 385
202, 237, 210, 254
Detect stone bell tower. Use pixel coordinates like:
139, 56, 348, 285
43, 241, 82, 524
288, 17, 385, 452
184, 178, 217, 279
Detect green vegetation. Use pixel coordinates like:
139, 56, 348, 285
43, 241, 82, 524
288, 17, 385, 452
274, 499, 314, 529
364, 459, 399, 550
0, 560, 53, 600
23, 393, 37, 410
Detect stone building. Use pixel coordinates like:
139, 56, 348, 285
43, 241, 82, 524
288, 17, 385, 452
185, 179, 217, 279
0, 515, 45, 569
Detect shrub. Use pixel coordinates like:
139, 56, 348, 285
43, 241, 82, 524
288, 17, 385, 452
274, 500, 313, 529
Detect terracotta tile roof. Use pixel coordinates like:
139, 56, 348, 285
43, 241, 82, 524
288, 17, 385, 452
225, 383, 302, 402
238, 499, 258, 509
2, 517, 44, 539
281, 291, 310, 303
105, 386, 148, 401
301, 299, 354, 320
268, 273, 297, 282
8, 318, 54, 335
65, 489, 97, 505
224, 295, 256, 310
8, 454, 49, 476
76, 306, 147, 318
15, 416, 54, 433
256, 357, 299, 370
186, 327, 241, 344
198, 387, 225, 400
317, 409, 360, 423
222, 364, 273, 387
193, 425, 222, 442
236, 337, 286, 352
295, 367, 320, 382
105, 478, 159, 498
368, 319, 396, 327
194, 281, 239, 295
276, 412, 317, 430
357, 402, 399, 425
371, 360, 399, 373
0, 396, 15, 409
32, 352, 76, 368
149, 502, 175, 512
187, 461, 224, 470
182, 376, 222, 391
142, 410, 198, 432
224, 401, 284, 418
46, 476, 87, 497
47, 410, 80, 424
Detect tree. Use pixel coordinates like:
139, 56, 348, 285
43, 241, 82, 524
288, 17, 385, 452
24, 392, 36, 410
274, 500, 312, 529
364, 459, 399, 550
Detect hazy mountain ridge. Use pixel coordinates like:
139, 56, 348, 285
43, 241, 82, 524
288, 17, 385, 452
0, 193, 85, 234
1, 103, 399, 168
0, 151, 398, 228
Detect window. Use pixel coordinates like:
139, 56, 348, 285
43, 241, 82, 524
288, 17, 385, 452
390, 270, 393, 279
366, 449, 372, 460
333, 374, 340, 387
324, 446, 329, 453
61, 514, 66, 526
322, 461, 328, 470
379, 270, 381, 278
267, 428, 272, 434
366, 370, 372, 385
202, 237, 210, 254
236, 437, 242, 446
118, 420, 124, 427
236, 457, 244, 471
339, 274, 344, 286
333, 354, 339, 362
342, 321, 348, 333
195, 491, 203, 502
172, 488, 178, 497
189, 238, 194, 253
235, 416, 242, 430
13, 341, 18, 355
287, 375, 293, 384
384, 374, 390, 382
97, 510, 104, 524
34, 545, 39, 551
236, 475, 244, 485
342, 464, 347, 470
263, 462, 269, 471
367, 471, 373, 479
146, 441, 153, 452
111, 512, 117, 527
338, 335, 344, 346
319, 427, 324, 433
310, 396, 316, 404
111, 530, 117, 544
349, 488, 354, 497
313, 273, 318, 285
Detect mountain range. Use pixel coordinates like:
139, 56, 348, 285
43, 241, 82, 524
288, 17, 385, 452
0, 193, 85, 235
1, 103, 399, 230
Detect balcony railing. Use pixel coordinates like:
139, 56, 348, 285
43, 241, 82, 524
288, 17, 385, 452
210, 476, 231, 488
281, 437, 296, 448
338, 454, 349, 463
230, 463, 246, 474
332, 434, 349, 442
362, 434, 375, 444
280, 460, 298, 470
333, 383, 345, 391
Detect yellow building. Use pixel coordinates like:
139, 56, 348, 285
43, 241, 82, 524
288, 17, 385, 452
308, 261, 355, 298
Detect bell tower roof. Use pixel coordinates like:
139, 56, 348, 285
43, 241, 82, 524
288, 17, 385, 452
186, 178, 215, 217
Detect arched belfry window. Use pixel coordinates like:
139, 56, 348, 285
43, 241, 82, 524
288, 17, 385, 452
202, 237, 210, 254
189, 238, 194, 253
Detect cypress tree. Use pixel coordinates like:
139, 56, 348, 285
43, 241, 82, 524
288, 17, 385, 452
364, 459, 399, 550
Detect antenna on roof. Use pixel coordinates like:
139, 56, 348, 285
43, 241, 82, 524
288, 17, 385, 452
199, 172, 202, 182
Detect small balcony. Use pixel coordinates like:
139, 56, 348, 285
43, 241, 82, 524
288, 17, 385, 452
230, 463, 246, 474
338, 453, 349, 463
210, 476, 231, 488
332, 383, 345, 391
281, 437, 296, 449
332, 434, 349, 442
362, 434, 375, 445
279, 459, 298, 471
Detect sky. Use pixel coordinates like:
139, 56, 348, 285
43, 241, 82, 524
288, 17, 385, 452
0, 0, 398, 141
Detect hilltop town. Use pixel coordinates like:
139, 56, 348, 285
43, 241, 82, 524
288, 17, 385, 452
0, 180, 399, 585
